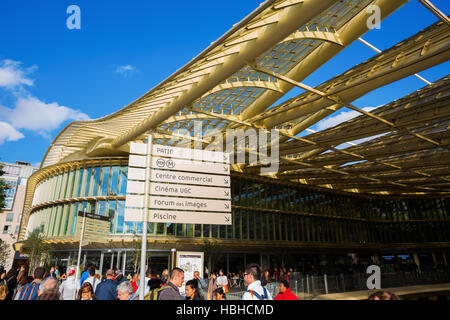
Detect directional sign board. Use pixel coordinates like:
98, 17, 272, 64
125, 142, 232, 225
150, 183, 230, 199
151, 157, 230, 175
149, 211, 231, 225
74, 211, 111, 244
152, 144, 230, 163
151, 170, 230, 187
149, 196, 231, 212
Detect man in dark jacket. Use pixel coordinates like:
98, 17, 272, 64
158, 267, 184, 300
95, 269, 118, 300
274, 280, 298, 300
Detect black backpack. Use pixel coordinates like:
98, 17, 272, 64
246, 287, 269, 300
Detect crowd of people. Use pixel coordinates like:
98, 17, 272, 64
0, 263, 299, 300
0, 263, 399, 301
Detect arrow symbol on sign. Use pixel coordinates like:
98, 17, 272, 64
223, 155, 227, 161
225, 203, 230, 209
224, 191, 229, 197
225, 216, 230, 222
224, 166, 228, 172
224, 178, 229, 184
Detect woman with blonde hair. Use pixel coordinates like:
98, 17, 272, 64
0, 284, 8, 300
161, 269, 169, 284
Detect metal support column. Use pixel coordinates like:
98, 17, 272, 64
170, 248, 176, 270
99, 252, 104, 276
116, 251, 121, 270
418, 0, 450, 24
122, 251, 127, 275
110, 252, 114, 269
82, 253, 87, 269
139, 133, 152, 300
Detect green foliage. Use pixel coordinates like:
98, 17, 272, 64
202, 240, 223, 273
128, 232, 149, 274
21, 228, 53, 274
0, 164, 9, 210
0, 239, 11, 266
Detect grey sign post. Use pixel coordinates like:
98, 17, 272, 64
73, 208, 86, 300
140, 134, 152, 301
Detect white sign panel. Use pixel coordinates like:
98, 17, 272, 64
149, 196, 231, 212
124, 208, 143, 222
151, 157, 229, 175
152, 144, 230, 163
149, 211, 231, 225
126, 141, 232, 225
128, 167, 146, 181
125, 194, 145, 208
130, 142, 147, 155
150, 183, 230, 199
126, 181, 146, 194
177, 251, 204, 281
151, 170, 230, 187
177, 251, 204, 296
129, 155, 147, 168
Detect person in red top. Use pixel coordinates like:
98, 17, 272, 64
274, 280, 298, 300
130, 273, 139, 293
274, 268, 279, 282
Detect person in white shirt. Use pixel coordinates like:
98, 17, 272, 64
59, 267, 80, 300
136, 268, 153, 296
242, 264, 273, 300
216, 269, 228, 293
84, 268, 100, 292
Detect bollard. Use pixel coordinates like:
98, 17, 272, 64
324, 274, 328, 295
342, 273, 346, 292
295, 279, 298, 296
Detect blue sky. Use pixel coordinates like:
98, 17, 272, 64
0, 0, 448, 166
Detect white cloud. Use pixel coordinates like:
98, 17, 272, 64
0, 121, 24, 145
4, 96, 90, 132
315, 107, 377, 131
0, 58, 92, 148
115, 65, 137, 76
0, 59, 36, 89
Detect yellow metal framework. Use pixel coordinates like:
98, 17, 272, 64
37, 0, 449, 198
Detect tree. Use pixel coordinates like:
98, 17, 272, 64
21, 228, 53, 274
202, 240, 223, 274
0, 239, 11, 267
129, 234, 142, 273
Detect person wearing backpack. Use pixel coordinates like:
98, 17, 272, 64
242, 263, 272, 301
158, 267, 184, 300
18, 267, 46, 300
84, 266, 99, 292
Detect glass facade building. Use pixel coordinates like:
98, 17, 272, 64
19, 158, 449, 274
25, 160, 450, 245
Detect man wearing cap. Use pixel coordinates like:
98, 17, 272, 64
58, 267, 79, 300
95, 269, 118, 300
113, 269, 127, 285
